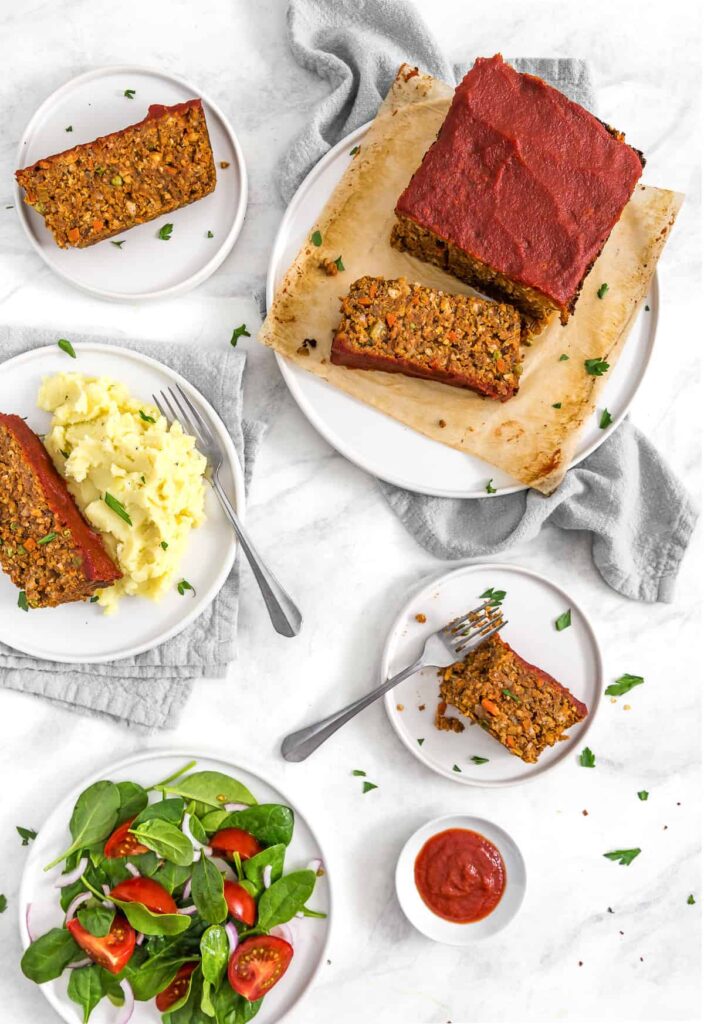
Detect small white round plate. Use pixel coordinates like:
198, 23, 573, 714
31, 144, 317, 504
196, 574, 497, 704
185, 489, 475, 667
267, 122, 658, 498
0, 343, 245, 662
382, 563, 602, 786
395, 814, 526, 944
18, 749, 331, 1024
15, 65, 247, 301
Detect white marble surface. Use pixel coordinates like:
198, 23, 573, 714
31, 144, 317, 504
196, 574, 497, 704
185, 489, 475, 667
0, 1, 700, 1022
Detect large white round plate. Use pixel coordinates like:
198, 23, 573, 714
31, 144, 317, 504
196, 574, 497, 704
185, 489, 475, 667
395, 814, 526, 944
18, 750, 332, 1024
0, 343, 245, 662
382, 563, 602, 786
15, 66, 247, 301
267, 123, 659, 497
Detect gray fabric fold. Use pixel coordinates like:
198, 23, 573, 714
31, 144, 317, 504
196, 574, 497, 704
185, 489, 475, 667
278, 0, 697, 602
0, 328, 264, 728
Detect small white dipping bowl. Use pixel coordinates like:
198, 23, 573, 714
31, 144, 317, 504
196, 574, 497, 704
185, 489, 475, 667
395, 814, 526, 944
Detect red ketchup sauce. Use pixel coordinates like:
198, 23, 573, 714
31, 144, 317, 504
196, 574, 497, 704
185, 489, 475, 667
414, 828, 506, 923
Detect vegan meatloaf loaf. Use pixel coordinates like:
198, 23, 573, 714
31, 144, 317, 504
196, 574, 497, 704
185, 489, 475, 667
391, 55, 645, 332
330, 276, 523, 401
15, 99, 216, 248
0, 414, 121, 607
438, 633, 588, 763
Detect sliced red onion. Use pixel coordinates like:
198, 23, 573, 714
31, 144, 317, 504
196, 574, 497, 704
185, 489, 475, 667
53, 856, 88, 889
25, 904, 36, 942
262, 865, 273, 890
182, 878, 192, 901
65, 892, 91, 921
270, 923, 293, 945
225, 922, 239, 954
306, 858, 324, 876
115, 980, 134, 1024
182, 813, 206, 851
207, 855, 235, 880
179, 905, 198, 915
124, 862, 140, 878
223, 802, 248, 812
67, 957, 92, 969
201, 845, 213, 858
100, 885, 115, 909
135, 932, 145, 946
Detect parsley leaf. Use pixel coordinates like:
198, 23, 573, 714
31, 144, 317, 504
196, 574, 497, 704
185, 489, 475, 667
65, 125, 73, 132
124, 89, 136, 99
57, 338, 76, 359
110, 240, 125, 248
0, 894, 6, 913
687, 894, 695, 905
637, 790, 649, 801
470, 756, 489, 765
605, 674, 644, 697
485, 479, 497, 494
559, 353, 569, 361
207, 230, 214, 238
104, 492, 132, 525
351, 769, 366, 777
555, 609, 572, 631
479, 587, 506, 606
579, 747, 595, 768
310, 230, 323, 246
17, 826, 37, 846
157, 223, 173, 240
417, 738, 425, 746
452, 764, 462, 773
89, 595, 100, 603
139, 410, 156, 423
230, 324, 251, 347
585, 357, 610, 376
160, 541, 169, 550
349, 145, 360, 156
597, 283, 609, 299
552, 402, 562, 409
599, 408, 613, 429
37, 532, 57, 546
362, 781, 378, 794
18, 591, 29, 612
603, 848, 641, 866
177, 579, 195, 596
334, 255, 345, 272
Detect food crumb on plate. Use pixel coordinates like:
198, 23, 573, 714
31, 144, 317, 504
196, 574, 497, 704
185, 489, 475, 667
396, 703, 404, 711
415, 612, 427, 623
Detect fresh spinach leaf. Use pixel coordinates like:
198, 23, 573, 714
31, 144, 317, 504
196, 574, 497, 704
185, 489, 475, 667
186, 810, 209, 846
44, 780, 120, 870
100, 968, 126, 1006
192, 853, 227, 924
213, 984, 263, 1024
67, 964, 104, 1022
130, 819, 193, 866
152, 861, 193, 894
199, 809, 229, 834
123, 952, 192, 1001
256, 869, 316, 931
164, 967, 209, 1021
200, 925, 229, 1015
160, 771, 256, 809
21, 927, 82, 983
116, 781, 149, 823
111, 896, 192, 936
243, 844, 286, 891
77, 902, 115, 937
217, 805, 294, 848
131, 797, 185, 829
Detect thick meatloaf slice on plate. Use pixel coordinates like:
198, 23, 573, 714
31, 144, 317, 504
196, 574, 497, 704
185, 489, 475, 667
15, 99, 216, 249
331, 276, 523, 401
438, 633, 588, 763
392, 55, 645, 332
0, 414, 121, 608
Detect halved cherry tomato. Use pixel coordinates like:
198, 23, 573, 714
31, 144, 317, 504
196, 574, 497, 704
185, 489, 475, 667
104, 818, 149, 858
224, 880, 257, 926
228, 935, 293, 1001
155, 962, 198, 1012
110, 877, 177, 914
67, 913, 135, 975
210, 828, 262, 861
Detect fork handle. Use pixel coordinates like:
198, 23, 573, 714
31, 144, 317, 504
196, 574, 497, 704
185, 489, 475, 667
280, 658, 424, 762
211, 473, 302, 638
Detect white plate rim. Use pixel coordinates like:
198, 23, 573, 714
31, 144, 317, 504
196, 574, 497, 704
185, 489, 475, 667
0, 342, 245, 663
14, 64, 249, 302
381, 561, 603, 787
394, 812, 526, 944
266, 121, 660, 498
17, 747, 333, 1024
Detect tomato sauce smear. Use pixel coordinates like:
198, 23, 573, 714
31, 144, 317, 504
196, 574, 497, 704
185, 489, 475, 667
414, 828, 506, 923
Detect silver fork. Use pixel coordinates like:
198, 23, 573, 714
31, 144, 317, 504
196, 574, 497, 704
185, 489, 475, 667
153, 384, 302, 638
281, 601, 507, 761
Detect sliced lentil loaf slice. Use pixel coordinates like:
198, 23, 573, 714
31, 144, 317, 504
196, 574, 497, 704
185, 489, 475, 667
0, 414, 121, 608
330, 276, 523, 401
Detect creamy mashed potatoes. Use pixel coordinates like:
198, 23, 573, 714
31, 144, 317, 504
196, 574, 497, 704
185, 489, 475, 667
38, 372, 207, 613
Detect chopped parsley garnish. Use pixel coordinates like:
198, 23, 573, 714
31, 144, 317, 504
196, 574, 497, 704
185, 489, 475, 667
417, 738, 425, 746
599, 408, 613, 429
37, 532, 57, 546
579, 747, 595, 768
139, 410, 156, 423
362, 781, 378, 794
207, 230, 214, 238
230, 324, 251, 347
17, 826, 37, 846
470, 756, 489, 765
124, 89, 136, 99
110, 240, 125, 248
334, 255, 345, 272
485, 479, 497, 494
349, 145, 360, 156
310, 230, 323, 246
351, 769, 366, 777
90, 595, 100, 603
65, 125, 73, 132
160, 541, 169, 550
104, 492, 132, 525
637, 790, 649, 801
0, 895, 6, 913
605, 673, 644, 697
555, 609, 572, 631
585, 357, 609, 376
452, 764, 462, 773
687, 894, 696, 905
502, 688, 520, 704
177, 579, 195, 596
603, 848, 641, 866
552, 402, 562, 409
157, 223, 173, 240
597, 282, 609, 299
60, 449, 70, 459
479, 587, 506, 606
18, 591, 29, 611
645, 304, 650, 312
559, 353, 569, 361
57, 338, 76, 359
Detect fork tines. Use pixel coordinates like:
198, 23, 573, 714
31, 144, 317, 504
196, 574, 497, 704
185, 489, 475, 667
443, 601, 507, 657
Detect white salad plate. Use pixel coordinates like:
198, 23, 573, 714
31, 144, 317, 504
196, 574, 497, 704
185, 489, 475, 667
0, 343, 245, 662
15, 65, 247, 301
382, 563, 602, 786
18, 749, 332, 1024
395, 814, 526, 944
266, 122, 659, 498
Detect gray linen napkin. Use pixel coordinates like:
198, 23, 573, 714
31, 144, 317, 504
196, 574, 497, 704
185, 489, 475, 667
0, 328, 263, 729
279, 0, 697, 602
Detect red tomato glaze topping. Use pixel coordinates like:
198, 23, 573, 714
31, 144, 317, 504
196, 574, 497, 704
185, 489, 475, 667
414, 828, 506, 923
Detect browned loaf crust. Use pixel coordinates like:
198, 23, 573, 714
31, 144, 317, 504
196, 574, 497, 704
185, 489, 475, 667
330, 276, 523, 401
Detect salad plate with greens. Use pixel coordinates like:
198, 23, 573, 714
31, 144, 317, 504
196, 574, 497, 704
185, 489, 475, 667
19, 752, 330, 1024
